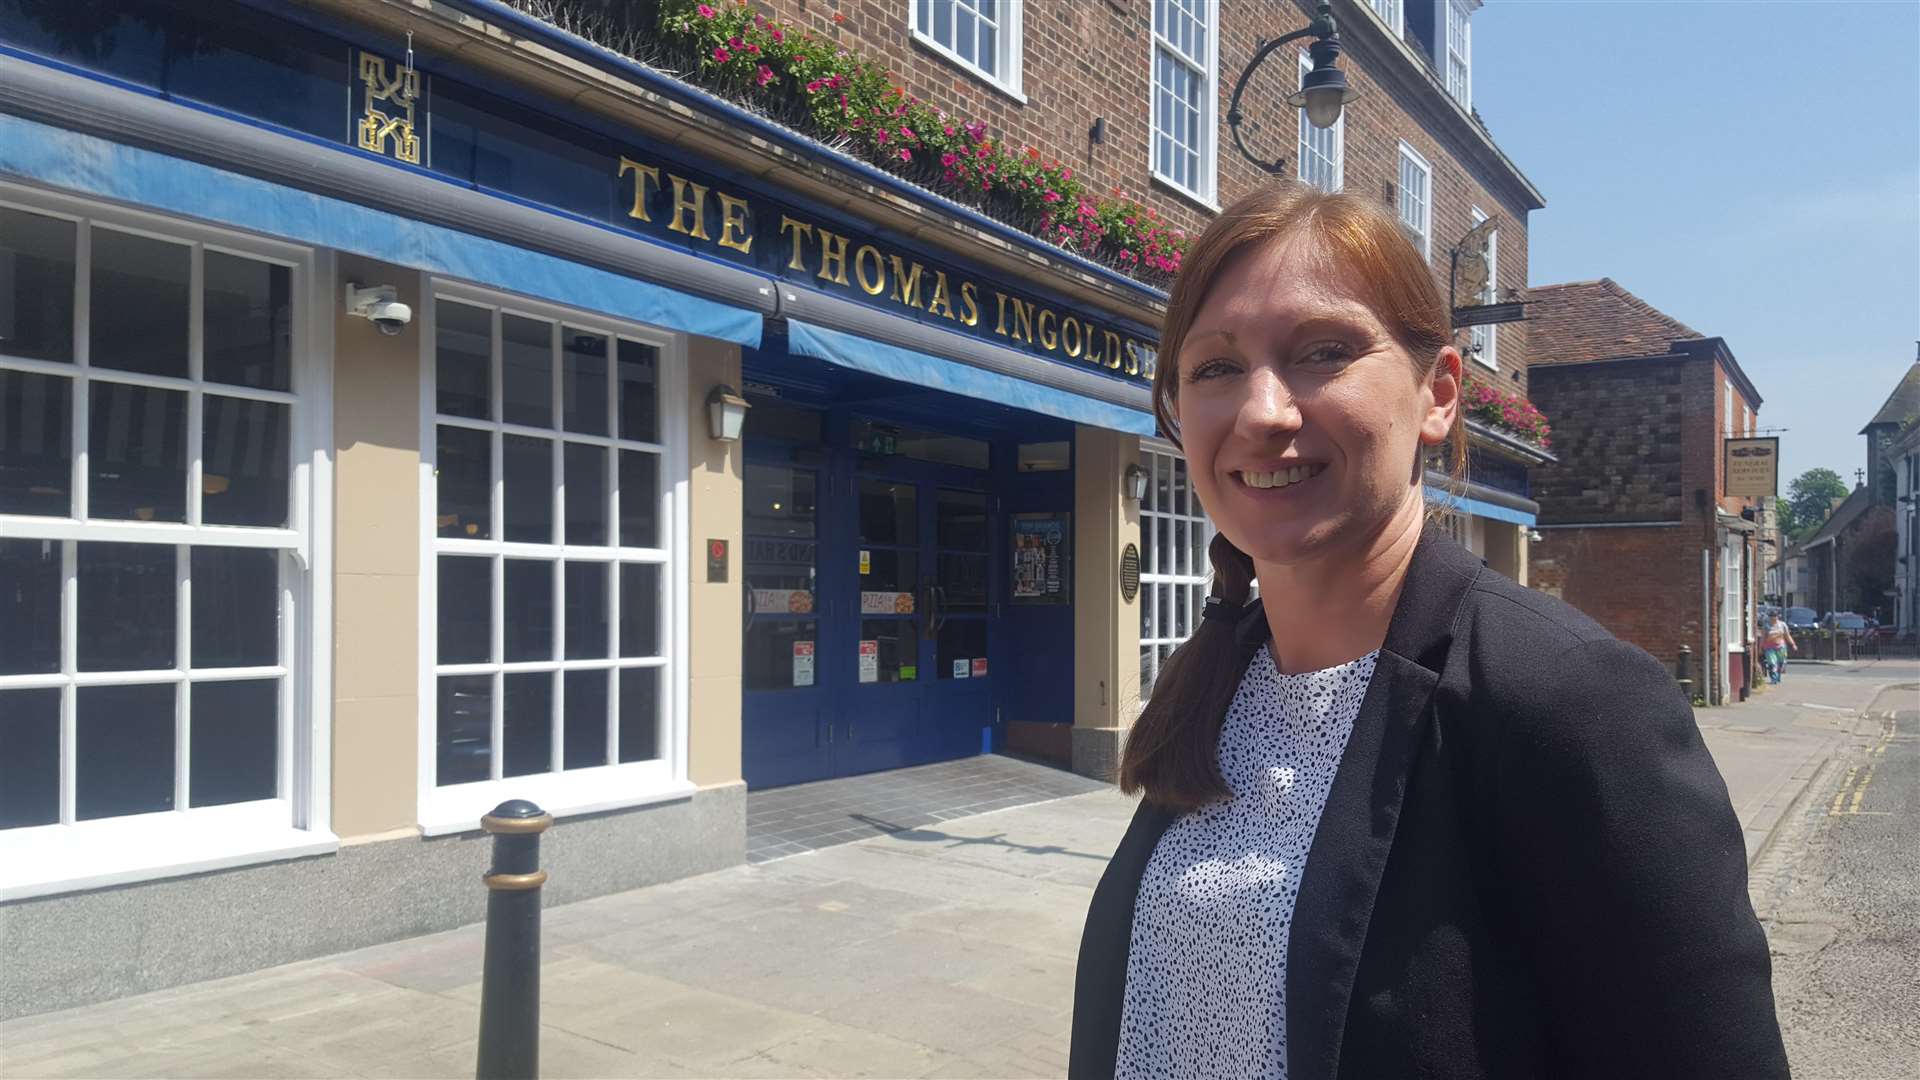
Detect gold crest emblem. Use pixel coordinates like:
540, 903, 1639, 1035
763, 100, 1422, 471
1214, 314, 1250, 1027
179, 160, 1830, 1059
356, 52, 421, 164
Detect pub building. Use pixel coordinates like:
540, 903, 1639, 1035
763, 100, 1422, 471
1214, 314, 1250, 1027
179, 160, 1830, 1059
0, 0, 1544, 1016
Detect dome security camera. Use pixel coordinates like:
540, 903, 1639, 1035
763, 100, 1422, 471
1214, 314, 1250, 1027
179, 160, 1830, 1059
345, 282, 413, 336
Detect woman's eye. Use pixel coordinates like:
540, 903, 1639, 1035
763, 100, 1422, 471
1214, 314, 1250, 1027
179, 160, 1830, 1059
1298, 343, 1354, 370
1186, 358, 1238, 381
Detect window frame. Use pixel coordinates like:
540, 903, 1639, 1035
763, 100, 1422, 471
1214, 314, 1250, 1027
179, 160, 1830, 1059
1468, 206, 1498, 370
1149, 0, 1219, 205
1367, 0, 1405, 36
1138, 441, 1215, 707
0, 182, 335, 901
1445, 0, 1473, 109
1297, 50, 1345, 194
910, 0, 1025, 101
1397, 141, 1433, 262
416, 280, 692, 836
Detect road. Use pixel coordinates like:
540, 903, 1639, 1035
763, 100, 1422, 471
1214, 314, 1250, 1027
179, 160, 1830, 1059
1749, 670, 1919, 1079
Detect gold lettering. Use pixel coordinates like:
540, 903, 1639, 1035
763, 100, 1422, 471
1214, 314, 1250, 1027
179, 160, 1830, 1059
817, 228, 852, 286
666, 175, 711, 240
1108, 331, 1127, 372
887, 255, 925, 308
618, 157, 662, 223
716, 192, 753, 254
1124, 341, 1141, 377
993, 291, 1011, 337
1011, 298, 1036, 344
1062, 315, 1083, 357
779, 216, 814, 273
927, 272, 956, 320
1037, 308, 1058, 351
854, 245, 887, 296
1086, 326, 1104, 365
959, 282, 980, 327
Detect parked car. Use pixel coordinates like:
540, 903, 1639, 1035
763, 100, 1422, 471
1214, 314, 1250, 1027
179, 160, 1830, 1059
1821, 612, 1869, 635
1784, 607, 1819, 633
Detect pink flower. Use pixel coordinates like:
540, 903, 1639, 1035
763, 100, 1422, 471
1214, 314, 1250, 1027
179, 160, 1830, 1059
900, 126, 915, 140
875, 129, 889, 143
1043, 190, 1062, 203
806, 80, 822, 92
770, 28, 784, 42
940, 152, 958, 166
744, 43, 760, 55
944, 125, 955, 136
712, 46, 731, 61
754, 13, 767, 27
728, 36, 743, 48
756, 64, 775, 86
1061, 167, 1073, 180
697, 3, 716, 16
898, 148, 912, 162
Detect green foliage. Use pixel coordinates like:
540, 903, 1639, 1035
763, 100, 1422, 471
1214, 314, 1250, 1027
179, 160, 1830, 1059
1782, 467, 1849, 542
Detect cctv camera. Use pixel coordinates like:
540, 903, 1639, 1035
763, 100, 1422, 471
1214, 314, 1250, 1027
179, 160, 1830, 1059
345, 283, 413, 336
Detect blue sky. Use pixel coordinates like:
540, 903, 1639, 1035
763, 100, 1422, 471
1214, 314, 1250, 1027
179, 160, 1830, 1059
1473, 0, 1920, 486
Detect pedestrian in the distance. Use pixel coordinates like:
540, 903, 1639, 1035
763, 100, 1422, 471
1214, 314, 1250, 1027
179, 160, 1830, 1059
1068, 184, 1787, 1080
1763, 613, 1797, 684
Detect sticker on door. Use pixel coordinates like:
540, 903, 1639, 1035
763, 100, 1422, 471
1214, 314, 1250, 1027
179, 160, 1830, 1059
793, 641, 815, 687
858, 640, 879, 683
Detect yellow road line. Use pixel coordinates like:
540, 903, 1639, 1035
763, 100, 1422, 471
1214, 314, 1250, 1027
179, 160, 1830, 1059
1849, 762, 1877, 814
1830, 765, 1861, 816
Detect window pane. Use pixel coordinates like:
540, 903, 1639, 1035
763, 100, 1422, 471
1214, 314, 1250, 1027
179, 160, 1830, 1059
619, 450, 660, 548
858, 618, 917, 683
202, 251, 291, 390
191, 546, 278, 668
563, 669, 610, 769
436, 301, 491, 419
936, 489, 988, 551
77, 682, 175, 820
745, 465, 815, 540
79, 542, 174, 671
618, 666, 659, 763
616, 340, 658, 443
188, 678, 277, 807
858, 478, 917, 545
201, 396, 289, 527
0, 369, 71, 516
437, 555, 492, 664
0, 538, 61, 675
955, 6, 976, 63
940, 553, 988, 611
933, 0, 953, 43
90, 228, 188, 378
861, 549, 917, 593
564, 561, 609, 659
501, 314, 552, 428
561, 328, 608, 436
89, 382, 186, 521
503, 558, 554, 662
503, 434, 553, 544
745, 619, 814, 691
620, 562, 661, 658
502, 671, 553, 778
0, 207, 76, 363
978, 15, 996, 74
436, 674, 492, 786
564, 442, 608, 546
0, 688, 61, 828
1141, 579, 1156, 641
937, 618, 987, 679
437, 425, 492, 540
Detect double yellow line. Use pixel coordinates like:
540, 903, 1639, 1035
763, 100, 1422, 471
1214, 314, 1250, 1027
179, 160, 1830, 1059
1828, 716, 1897, 817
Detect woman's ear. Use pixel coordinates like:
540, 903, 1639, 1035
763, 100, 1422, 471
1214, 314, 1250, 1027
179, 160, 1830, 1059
1421, 347, 1463, 445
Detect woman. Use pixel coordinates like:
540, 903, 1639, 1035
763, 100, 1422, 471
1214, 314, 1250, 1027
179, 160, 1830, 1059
1763, 613, 1797, 683
1069, 186, 1786, 1080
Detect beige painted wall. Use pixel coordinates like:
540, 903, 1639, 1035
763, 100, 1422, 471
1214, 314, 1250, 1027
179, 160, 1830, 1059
685, 337, 744, 787
1072, 426, 1143, 728
331, 256, 424, 838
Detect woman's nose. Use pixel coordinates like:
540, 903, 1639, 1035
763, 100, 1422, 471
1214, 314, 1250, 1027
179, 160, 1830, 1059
1239, 368, 1302, 435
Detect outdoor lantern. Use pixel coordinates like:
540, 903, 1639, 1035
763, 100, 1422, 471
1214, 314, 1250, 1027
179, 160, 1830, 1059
1225, 0, 1358, 173
707, 384, 750, 442
1124, 464, 1149, 502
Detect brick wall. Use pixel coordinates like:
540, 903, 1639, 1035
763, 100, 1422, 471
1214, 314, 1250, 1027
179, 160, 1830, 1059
762, 0, 1535, 388
1529, 358, 1685, 525
1530, 525, 1702, 679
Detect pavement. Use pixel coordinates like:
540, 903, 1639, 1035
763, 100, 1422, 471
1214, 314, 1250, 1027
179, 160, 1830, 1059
3, 660, 1914, 1079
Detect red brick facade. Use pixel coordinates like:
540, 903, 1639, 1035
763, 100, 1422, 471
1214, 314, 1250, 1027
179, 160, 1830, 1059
1528, 281, 1767, 703
762, 0, 1542, 389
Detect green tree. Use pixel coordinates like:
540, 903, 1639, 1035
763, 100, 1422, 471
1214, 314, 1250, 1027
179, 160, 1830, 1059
1783, 467, 1850, 542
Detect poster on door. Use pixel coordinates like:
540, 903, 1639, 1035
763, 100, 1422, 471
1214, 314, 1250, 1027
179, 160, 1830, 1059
971, 658, 988, 678
858, 639, 879, 683
859, 590, 916, 614
792, 640, 815, 687
952, 658, 969, 679
1011, 512, 1072, 605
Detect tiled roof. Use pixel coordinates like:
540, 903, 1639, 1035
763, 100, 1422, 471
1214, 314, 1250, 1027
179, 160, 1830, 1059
1861, 361, 1920, 430
1526, 278, 1702, 366
1803, 486, 1872, 548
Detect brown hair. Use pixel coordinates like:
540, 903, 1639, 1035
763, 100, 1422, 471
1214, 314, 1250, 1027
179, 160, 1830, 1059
1120, 182, 1468, 811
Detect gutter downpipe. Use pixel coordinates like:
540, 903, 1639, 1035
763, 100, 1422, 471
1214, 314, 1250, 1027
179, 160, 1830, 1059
428, 0, 1171, 308
1702, 548, 1712, 705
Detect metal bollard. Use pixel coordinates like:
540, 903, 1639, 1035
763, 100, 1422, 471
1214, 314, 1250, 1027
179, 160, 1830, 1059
476, 799, 552, 1080
1675, 645, 1693, 699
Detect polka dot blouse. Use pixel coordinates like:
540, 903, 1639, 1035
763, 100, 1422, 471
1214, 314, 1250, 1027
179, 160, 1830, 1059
1115, 643, 1379, 1080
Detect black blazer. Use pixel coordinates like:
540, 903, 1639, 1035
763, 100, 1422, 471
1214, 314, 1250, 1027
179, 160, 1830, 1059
1070, 530, 1787, 1079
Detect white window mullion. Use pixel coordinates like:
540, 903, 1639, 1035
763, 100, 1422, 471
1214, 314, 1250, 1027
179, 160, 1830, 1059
175, 544, 192, 815
59, 541, 78, 826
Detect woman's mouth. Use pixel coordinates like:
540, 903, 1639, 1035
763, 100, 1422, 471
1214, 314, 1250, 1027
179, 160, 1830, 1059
1236, 464, 1327, 491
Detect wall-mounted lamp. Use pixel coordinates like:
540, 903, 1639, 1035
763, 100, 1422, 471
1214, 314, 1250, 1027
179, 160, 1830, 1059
1123, 464, 1149, 502
1089, 117, 1106, 145
1528, 529, 1544, 543
1224, 0, 1357, 174
707, 384, 750, 442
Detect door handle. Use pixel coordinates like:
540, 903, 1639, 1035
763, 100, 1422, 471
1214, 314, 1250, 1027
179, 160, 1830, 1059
933, 585, 950, 633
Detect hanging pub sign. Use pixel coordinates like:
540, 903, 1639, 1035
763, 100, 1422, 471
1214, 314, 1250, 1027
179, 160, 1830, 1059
1724, 437, 1779, 498
1012, 512, 1072, 606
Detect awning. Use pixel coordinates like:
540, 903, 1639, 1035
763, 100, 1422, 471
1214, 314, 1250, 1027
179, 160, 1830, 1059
0, 107, 765, 348
785, 319, 1158, 436
1424, 473, 1539, 527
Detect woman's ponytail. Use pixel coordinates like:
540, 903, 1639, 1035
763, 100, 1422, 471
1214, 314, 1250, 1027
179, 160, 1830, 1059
1119, 533, 1259, 810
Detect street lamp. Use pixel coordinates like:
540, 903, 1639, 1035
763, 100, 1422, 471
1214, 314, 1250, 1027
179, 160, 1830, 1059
1225, 0, 1359, 175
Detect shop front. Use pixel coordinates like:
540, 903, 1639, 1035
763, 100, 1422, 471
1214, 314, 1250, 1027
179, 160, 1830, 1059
0, 0, 1161, 1017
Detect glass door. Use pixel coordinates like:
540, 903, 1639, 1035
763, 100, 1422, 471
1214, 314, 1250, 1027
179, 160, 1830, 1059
926, 487, 994, 757
842, 474, 924, 773
741, 458, 828, 787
